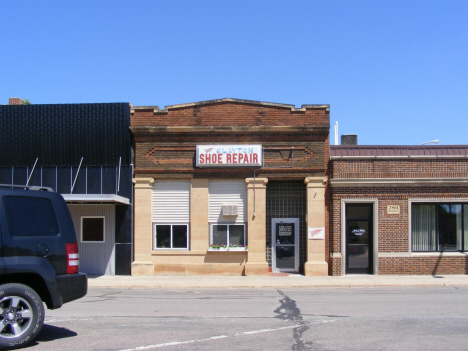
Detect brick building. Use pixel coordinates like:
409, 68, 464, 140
329, 145, 468, 275
130, 98, 330, 276
6, 96, 467, 277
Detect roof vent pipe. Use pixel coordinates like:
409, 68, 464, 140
341, 134, 358, 145
334, 122, 338, 145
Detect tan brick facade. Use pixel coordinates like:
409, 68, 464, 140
130, 99, 330, 276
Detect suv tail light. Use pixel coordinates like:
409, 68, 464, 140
66, 242, 79, 274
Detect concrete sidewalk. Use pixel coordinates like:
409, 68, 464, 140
87, 274, 468, 289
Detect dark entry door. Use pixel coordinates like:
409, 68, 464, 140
346, 204, 373, 274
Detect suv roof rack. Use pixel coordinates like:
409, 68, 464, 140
0, 184, 54, 192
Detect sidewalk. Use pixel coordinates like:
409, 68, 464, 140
87, 274, 468, 289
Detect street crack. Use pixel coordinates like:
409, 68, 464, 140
274, 289, 315, 351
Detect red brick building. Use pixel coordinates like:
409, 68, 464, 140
129, 97, 468, 276
330, 145, 468, 275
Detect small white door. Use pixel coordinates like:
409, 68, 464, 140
272, 218, 299, 273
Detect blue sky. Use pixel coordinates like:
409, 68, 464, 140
2, 0, 467, 145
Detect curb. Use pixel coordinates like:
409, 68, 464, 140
87, 275, 468, 289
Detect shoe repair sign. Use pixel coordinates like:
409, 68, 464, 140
196, 145, 262, 167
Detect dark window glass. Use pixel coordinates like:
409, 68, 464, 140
155, 225, 171, 248
155, 224, 188, 249
276, 246, 295, 269
229, 225, 245, 246
213, 225, 227, 246
347, 220, 369, 244
438, 204, 462, 251
172, 225, 188, 248
347, 205, 370, 218
82, 217, 104, 242
4, 196, 59, 236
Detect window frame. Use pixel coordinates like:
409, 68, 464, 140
210, 223, 246, 247
153, 223, 189, 250
410, 200, 468, 253
81, 216, 105, 243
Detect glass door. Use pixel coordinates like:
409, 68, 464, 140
272, 218, 299, 273
346, 204, 373, 274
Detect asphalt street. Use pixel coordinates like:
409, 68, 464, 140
24, 286, 468, 351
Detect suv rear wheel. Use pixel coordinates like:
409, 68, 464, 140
0, 284, 45, 350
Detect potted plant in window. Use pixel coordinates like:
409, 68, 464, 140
228, 244, 248, 251
208, 244, 228, 251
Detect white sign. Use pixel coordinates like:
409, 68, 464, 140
196, 145, 262, 167
278, 225, 292, 236
308, 227, 325, 240
387, 205, 400, 214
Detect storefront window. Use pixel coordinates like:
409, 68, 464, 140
412, 203, 466, 252
154, 224, 188, 249
211, 224, 245, 246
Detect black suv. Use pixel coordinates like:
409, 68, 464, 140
0, 185, 87, 349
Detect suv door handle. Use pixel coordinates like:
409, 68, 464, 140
36, 244, 49, 257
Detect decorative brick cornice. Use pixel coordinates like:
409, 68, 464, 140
131, 125, 329, 134
134, 168, 327, 175
131, 98, 330, 114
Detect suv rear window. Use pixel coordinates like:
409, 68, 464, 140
3, 196, 60, 236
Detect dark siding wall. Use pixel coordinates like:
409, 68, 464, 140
115, 204, 133, 275
0, 103, 131, 167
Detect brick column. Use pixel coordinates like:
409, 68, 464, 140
304, 177, 328, 276
131, 177, 155, 276
244, 177, 269, 275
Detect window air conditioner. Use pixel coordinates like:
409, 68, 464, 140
222, 204, 238, 216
